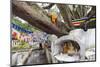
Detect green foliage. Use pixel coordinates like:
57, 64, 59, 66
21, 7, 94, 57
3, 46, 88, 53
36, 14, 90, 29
11, 18, 41, 32
17, 41, 30, 49
12, 18, 32, 31
12, 41, 30, 51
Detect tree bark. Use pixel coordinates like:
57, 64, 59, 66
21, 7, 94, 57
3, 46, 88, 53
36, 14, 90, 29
12, 0, 68, 37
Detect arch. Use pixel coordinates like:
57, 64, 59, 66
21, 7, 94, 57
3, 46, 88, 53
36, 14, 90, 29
51, 35, 86, 60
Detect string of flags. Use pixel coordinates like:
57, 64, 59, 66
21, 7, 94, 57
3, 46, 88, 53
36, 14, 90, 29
11, 23, 33, 34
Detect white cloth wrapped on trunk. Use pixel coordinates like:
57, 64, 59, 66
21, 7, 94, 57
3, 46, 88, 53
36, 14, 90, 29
51, 29, 95, 61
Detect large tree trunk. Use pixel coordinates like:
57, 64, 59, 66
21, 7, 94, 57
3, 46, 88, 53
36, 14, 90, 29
12, 0, 68, 37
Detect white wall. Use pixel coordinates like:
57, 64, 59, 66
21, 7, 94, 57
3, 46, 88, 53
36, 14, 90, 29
70, 29, 95, 48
